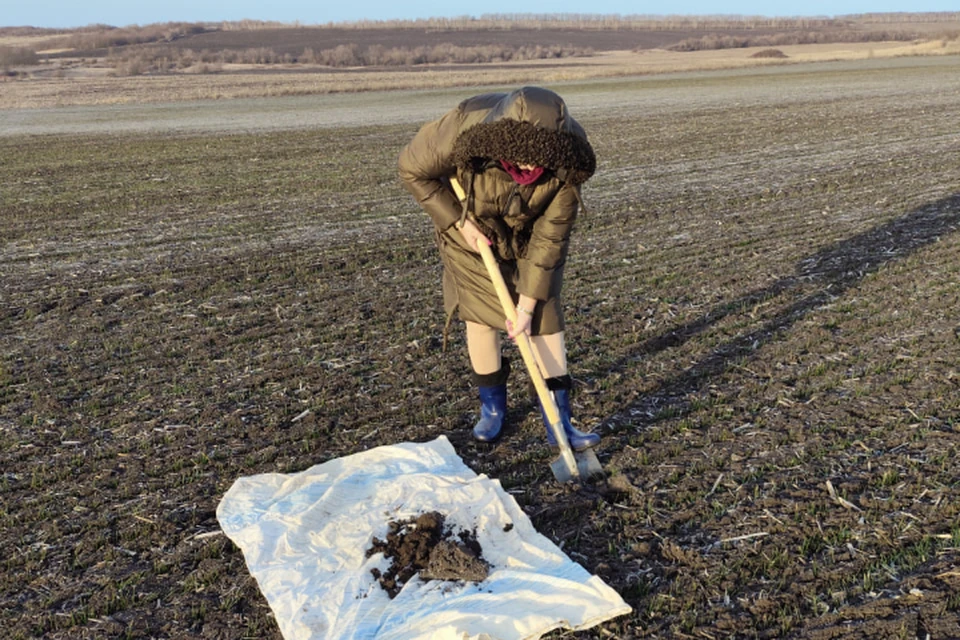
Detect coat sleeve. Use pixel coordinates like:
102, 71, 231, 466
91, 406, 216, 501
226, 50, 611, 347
398, 107, 464, 230
517, 182, 580, 301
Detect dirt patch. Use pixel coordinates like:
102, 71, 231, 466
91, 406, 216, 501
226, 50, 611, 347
366, 512, 490, 599
751, 48, 788, 58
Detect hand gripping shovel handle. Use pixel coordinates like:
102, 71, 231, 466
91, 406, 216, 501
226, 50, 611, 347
450, 178, 580, 482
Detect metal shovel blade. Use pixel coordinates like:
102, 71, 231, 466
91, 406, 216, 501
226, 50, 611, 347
546, 418, 580, 483
573, 446, 605, 482
545, 417, 606, 483
547, 439, 605, 483
549, 457, 577, 484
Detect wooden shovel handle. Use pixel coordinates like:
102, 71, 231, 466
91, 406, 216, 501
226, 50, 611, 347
449, 178, 569, 441
475, 245, 563, 425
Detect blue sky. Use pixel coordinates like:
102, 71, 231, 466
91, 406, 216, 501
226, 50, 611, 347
4, 0, 957, 29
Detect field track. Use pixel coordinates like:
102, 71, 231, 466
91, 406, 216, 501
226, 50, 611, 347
1, 54, 959, 639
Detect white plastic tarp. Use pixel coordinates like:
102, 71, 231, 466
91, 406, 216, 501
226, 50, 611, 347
216, 436, 631, 640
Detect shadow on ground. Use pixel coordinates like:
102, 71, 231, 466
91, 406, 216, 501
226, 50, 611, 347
603, 192, 960, 432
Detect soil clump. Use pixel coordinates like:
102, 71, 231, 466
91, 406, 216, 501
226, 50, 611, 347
366, 511, 490, 598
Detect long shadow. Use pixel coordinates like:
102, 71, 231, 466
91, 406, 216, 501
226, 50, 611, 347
602, 192, 960, 431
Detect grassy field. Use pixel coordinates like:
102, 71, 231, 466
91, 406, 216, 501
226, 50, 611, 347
2, 55, 960, 638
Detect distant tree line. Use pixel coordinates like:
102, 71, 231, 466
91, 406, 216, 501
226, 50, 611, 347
666, 28, 955, 51
4, 13, 958, 75
319, 15, 845, 31
0, 46, 39, 70
308, 12, 954, 30
301, 42, 591, 66
306, 12, 960, 30
18, 12, 960, 53
104, 42, 593, 76
844, 11, 960, 22
39, 22, 214, 51
0, 26, 71, 37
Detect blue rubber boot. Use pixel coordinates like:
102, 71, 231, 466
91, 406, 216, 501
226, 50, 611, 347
472, 361, 509, 443
540, 377, 600, 452
473, 384, 507, 442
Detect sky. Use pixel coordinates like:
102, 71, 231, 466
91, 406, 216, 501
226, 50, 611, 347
3, 0, 958, 29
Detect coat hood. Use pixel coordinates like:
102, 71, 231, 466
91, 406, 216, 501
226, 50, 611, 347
451, 87, 596, 185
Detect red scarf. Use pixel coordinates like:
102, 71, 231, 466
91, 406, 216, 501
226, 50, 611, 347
500, 160, 545, 185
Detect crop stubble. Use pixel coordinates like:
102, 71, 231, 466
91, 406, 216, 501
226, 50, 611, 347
1, 56, 959, 638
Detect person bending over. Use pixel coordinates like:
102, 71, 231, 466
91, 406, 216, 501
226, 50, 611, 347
398, 86, 600, 451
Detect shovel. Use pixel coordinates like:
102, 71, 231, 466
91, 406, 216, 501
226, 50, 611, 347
450, 178, 605, 483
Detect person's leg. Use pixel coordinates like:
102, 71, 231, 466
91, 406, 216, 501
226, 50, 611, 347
466, 321, 508, 442
466, 321, 501, 374
530, 332, 600, 451
529, 332, 567, 379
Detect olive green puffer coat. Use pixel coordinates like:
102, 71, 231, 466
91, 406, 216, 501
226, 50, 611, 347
398, 86, 596, 336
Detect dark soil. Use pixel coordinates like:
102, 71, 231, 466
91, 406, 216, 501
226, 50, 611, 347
1, 57, 959, 639
366, 511, 490, 598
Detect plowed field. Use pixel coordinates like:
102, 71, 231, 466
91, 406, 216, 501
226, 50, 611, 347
2, 55, 959, 639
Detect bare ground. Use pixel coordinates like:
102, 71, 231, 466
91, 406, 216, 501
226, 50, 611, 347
1, 55, 959, 639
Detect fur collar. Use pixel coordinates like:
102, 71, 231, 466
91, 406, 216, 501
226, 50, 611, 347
451, 110, 596, 185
